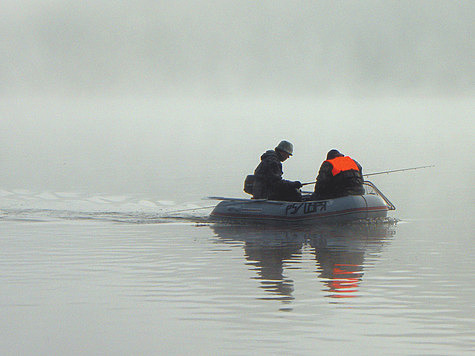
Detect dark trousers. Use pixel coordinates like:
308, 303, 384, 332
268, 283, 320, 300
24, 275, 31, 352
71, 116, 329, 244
269, 183, 302, 202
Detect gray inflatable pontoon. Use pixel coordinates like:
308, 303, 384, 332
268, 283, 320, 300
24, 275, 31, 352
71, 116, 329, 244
210, 181, 395, 223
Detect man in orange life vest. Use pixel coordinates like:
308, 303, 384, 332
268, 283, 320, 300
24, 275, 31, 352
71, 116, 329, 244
311, 149, 365, 200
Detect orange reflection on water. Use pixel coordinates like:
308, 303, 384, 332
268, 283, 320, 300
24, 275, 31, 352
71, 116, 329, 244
327, 263, 363, 298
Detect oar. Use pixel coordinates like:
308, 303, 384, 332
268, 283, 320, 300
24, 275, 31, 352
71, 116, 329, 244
300, 164, 435, 185
164, 205, 217, 213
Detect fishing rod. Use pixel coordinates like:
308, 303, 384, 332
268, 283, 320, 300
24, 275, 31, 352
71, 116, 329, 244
363, 165, 435, 177
301, 164, 435, 186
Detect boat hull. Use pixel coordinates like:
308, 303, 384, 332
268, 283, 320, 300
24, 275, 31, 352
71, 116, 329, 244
210, 194, 390, 223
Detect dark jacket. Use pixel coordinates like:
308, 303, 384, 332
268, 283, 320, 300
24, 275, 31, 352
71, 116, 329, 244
253, 150, 301, 201
312, 156, 365, 200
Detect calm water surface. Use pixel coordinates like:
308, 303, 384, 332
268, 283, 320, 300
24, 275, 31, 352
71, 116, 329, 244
1, 96, 473, 354
1, 212, 473, 355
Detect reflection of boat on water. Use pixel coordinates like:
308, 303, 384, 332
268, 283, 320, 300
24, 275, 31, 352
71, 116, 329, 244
211, 222, 396, 302
210, 181, 396, 224
213, 224, 306, 302
308, 224, 397, 300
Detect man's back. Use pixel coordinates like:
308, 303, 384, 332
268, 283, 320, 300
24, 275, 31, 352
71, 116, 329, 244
313, 152, 365, 200
254, 150, 283, 183
252, 150, 283, 199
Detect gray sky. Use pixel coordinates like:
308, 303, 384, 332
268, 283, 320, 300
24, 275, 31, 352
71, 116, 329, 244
1, 0, 473, 96
0, 1, 473, 197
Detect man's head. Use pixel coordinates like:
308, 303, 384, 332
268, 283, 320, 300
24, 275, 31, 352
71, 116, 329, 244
327, 149, 343, 160
275, 140, 293, 161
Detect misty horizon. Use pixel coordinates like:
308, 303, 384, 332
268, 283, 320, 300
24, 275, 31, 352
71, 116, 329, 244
1, 1, 473, 96
0, 1, 473, 197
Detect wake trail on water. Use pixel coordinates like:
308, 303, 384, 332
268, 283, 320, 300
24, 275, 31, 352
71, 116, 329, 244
0, 189, 399, 226
0, 189, 214, 224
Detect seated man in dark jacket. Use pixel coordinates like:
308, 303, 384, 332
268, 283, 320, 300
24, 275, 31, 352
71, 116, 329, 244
311, 149, 365, 200
251, 140, 302, 201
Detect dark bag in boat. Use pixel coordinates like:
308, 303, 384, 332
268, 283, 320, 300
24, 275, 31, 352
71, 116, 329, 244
243, 175, 255, 195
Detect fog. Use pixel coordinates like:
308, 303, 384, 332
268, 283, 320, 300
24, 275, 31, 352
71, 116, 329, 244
1, 1, 473, 95
0, 1, 473, 206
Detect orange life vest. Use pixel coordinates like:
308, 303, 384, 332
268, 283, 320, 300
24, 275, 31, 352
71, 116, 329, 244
326, 156, 359, 176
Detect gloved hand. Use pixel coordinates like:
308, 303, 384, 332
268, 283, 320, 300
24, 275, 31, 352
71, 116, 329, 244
293, 181, 302, 189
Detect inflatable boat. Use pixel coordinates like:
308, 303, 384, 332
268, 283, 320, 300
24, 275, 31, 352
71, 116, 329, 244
209, 181, 395, 223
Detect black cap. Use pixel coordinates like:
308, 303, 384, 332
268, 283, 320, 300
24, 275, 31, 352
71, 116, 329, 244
327, 149, 343, 160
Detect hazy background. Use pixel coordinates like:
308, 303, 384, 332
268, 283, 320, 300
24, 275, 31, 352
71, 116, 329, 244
1, 0, 473, 96
1, 3, 474, 354
0, 1, 473, 211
